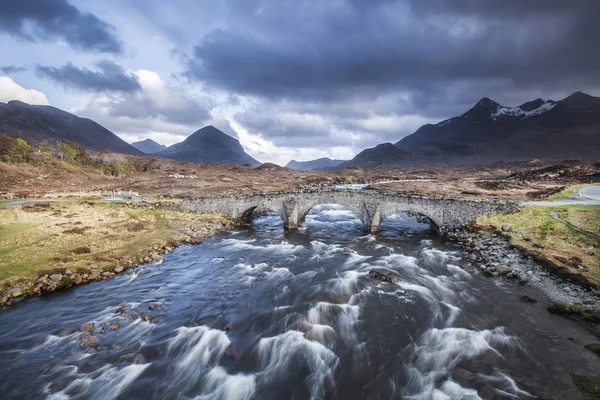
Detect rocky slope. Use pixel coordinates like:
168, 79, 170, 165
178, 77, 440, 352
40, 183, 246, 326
157, 125, 261, 166
131, 138, 167, 154
0, 100, 142, 155
340, 91, 600, 169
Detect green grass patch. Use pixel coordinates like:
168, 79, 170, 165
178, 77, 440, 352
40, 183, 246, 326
546, 184, 594, 201
477, 204, 600, 287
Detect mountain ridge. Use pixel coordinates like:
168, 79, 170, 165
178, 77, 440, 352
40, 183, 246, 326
0, 100, 143, 155
338, 91, 600, 169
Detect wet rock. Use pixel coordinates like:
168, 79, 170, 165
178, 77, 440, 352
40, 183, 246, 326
102, 272, 112, 277
148, 304, 159, 310
571, 373, 600, 397
547, 303, 600, 322
80, 335, 98, 348
343, 247, 356, 255
151, 254, 163, 262
73, 274, 83, 285
6, 287, 22, 298
110, 324, 120, 330
369, 268, 396, 283
133, 354, 147, 364
585, 343, 600, 357
520, 295, 538, 303
114, 266, 124, 273
49, 274, 63, 282
79, 323, 95, 332
45, 283, 58, 292
93, 328, 106, 334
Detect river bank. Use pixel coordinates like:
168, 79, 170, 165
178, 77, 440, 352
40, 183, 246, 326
0, 201, 232, 306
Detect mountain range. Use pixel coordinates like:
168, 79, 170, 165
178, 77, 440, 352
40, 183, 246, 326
2, 91, 599, 170
0, 100, 260, 166
285, 158, 346, 170
338, 91, 600, 169
0, 100, 142, 155
131, 138, 167, 154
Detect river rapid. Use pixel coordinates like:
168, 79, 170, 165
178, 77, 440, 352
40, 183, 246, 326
1, 205, 599, 400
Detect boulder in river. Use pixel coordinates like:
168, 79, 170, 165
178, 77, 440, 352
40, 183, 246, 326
369, 268, 396, 283
80, 335, 98, 348
343, 247, 356, 255
79, 323, 95, 332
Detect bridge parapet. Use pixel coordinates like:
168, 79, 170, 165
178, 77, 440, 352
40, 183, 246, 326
153, 189, 517, 233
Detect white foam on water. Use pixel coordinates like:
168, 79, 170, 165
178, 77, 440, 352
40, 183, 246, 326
256, 330, 338, 399
309, 240, 342, 261
46, 363, 149, 400
476, 370, 534, 399
168, 326, 230, 372
305, 323, 337, 345
440, 302, 462, 327
166, 326, 256, 397
446, 264, 470, 279
329, 270, 365, 296
420, 248, 462, 268
403, 326, 517, 399
223, 238, 305, 259
306, 302, 361, 345
376, 253, 422, 273
193, 367, 256, 400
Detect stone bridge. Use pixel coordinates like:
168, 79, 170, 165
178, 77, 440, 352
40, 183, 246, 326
160, 189, 517, 233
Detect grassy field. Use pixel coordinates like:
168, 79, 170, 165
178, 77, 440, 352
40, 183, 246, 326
478, 204, 600, 287
0, 202, 228, 284
546, 184, 593, 201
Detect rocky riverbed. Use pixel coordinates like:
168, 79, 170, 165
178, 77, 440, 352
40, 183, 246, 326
447, 228, 600, 333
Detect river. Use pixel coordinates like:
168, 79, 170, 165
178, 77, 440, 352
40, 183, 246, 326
0, 205, 599, 399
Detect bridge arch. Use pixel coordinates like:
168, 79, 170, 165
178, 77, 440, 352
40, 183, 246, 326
170, 189, 516, 234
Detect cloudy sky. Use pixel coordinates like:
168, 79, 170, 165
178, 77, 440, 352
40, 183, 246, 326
1, 0, 599, 164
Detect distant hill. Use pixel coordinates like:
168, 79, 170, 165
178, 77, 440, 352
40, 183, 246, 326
131, 138, 167, 154
156, 125, 261, 166
339, 91, 600, 169
286, 157, 346, 170
0, 100, 142, 155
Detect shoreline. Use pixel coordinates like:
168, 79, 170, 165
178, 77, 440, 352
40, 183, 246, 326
0, 202, 233, 307
448, 227, 600, 335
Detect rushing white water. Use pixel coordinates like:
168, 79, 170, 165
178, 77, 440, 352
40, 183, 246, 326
1, 204, 599, 399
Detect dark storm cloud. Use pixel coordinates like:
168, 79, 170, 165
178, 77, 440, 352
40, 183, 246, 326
36, 61, 141, 92
0, 0, 122, 53
185, 0, 600, 108
1, 66, 27, 74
